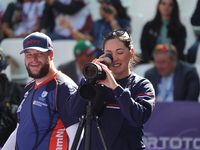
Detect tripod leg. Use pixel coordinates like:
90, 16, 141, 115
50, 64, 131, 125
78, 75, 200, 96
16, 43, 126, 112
71, 115, 85, 150
95, 116, 109, 150
84, 104, 93, 150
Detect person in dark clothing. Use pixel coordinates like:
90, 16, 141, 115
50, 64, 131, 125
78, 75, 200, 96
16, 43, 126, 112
40, 0, 93, 40
67, 29, 155, 150
191, 0, 200, 26
140, 0, 186, 63
1, 0, 44, 39
59, 0, 131, 51
0, 49, 23, 148
187, 0, 200, 63
145, 43, 200, 101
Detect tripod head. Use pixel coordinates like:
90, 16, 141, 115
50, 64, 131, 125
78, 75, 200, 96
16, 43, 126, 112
72, 80, 110, 150
79, 80, 108, 116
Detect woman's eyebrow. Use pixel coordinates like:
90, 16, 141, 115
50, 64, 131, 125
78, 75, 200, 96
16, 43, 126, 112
116, 48, 125, 51
104, 49, 112, 53
105, 48, 124, 52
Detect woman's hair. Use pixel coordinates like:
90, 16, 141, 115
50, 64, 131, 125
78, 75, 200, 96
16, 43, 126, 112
102, 30, 141, 69
151, 0, 184, 35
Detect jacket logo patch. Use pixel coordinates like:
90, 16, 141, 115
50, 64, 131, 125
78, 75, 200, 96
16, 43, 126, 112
41, 91, 48, 97
33, 100, 48, 107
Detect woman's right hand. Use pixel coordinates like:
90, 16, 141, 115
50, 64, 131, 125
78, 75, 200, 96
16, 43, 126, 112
92, 57, 118, 90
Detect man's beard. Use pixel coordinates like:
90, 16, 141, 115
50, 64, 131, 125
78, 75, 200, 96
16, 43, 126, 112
26, 62, 50, 79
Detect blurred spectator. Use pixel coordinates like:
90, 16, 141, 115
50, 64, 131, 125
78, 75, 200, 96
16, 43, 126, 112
0, 1, 3, 23
40, 0, 92, 40
1, 0, 44, 39
191, 0, 200, 26
0, 0, 4, 41
0, 48, 22, 147
58, 40, 97, 84
187, 0, 200, 63
145, 43, 200, 102
59, 0, 131, 51
140, 0, 186, 63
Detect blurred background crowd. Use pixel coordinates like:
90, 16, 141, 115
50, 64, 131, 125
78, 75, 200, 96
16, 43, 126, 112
0, 0, 200, 148
0, 0, 199, 99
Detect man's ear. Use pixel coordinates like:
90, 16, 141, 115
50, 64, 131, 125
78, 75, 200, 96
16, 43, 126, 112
49, 51, 54, 60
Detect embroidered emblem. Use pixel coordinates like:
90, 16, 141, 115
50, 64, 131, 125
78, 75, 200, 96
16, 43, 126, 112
41, 91, 48, 97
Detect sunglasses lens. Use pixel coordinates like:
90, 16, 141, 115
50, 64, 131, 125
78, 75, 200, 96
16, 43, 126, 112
115, 30, 125, 36
102, 31, 113, 39
102, 29, 128, 40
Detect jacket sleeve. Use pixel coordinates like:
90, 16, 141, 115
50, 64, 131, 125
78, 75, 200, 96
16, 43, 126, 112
113, 78, 155, 127
66, 79, 90, 118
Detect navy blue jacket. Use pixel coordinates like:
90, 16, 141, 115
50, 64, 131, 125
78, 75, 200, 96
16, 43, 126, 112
16, 72, 78, 149
67, 73, 155, 150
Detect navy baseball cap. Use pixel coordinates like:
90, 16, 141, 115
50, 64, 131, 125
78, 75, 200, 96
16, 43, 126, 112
20, 32, 53, 54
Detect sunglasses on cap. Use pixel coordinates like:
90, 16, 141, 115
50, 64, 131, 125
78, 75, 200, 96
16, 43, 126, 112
155, 44, 177, 56
155, 45, 168, 51
102, 28, 130, 40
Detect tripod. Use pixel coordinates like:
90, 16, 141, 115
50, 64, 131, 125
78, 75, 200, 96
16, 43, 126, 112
71, 100, 109, 150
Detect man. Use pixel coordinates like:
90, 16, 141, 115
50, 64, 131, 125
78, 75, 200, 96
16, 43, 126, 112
145, 43, 200, 102
2, 32, 78, 150
58, 40, 97, 84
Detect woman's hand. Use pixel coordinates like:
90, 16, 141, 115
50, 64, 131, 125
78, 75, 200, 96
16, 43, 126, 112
92, 56, 118, 90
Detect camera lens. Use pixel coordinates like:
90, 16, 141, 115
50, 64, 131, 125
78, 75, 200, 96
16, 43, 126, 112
83, 63, 106, 80
82, 54, 113, 81
84, 64, 97, 78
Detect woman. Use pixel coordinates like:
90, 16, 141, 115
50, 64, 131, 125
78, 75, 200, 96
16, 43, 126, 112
59, 0, 131, 52
67, 29, 155, 150
140, 0, 186, 63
